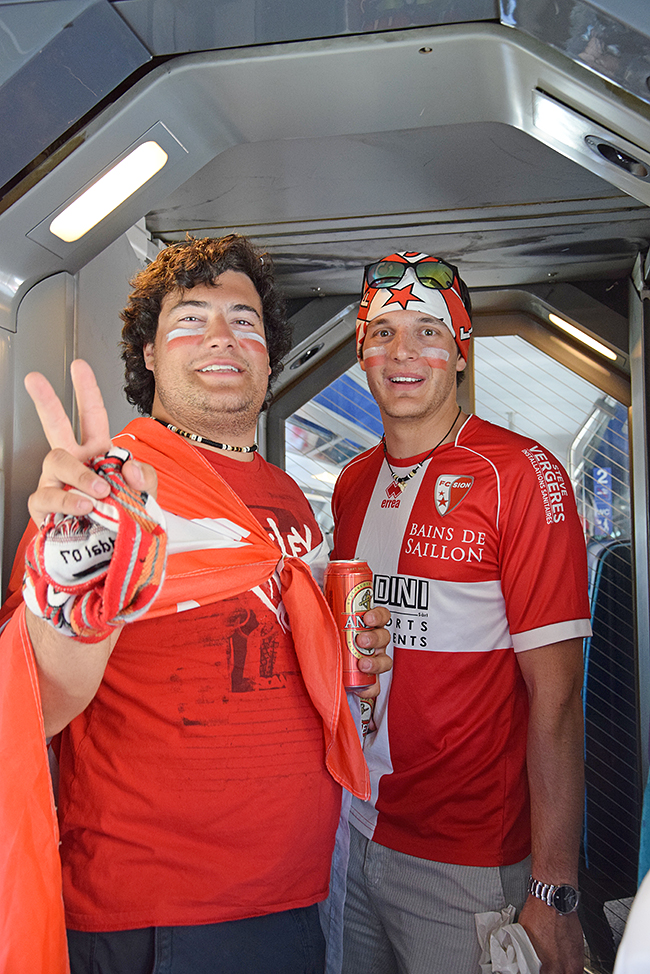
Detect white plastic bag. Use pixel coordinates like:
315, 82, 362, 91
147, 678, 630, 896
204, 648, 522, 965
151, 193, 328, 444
475, 905, 541, 974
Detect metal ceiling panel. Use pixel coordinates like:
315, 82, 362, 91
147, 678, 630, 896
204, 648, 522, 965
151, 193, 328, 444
148, 119, 650, 290
0, 0, 94, 85
0, 0, 150, 188
112, 0, 499, 55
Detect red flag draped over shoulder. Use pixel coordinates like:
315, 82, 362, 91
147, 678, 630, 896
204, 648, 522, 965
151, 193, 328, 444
0, 418, 369, 973
0, 601, 69, 974
113, 418, 369, 799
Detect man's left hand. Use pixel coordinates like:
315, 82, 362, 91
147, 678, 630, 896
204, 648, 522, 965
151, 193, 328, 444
518, 895, 584, 974
354, 606, 392, 699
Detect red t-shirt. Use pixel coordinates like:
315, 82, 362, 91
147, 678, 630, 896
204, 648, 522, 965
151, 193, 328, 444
333, 415, 591, 867
57, 448, 341, 931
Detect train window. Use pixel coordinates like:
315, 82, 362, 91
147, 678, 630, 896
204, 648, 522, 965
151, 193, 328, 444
472, 333, 631, 544
285, 363, 381, 539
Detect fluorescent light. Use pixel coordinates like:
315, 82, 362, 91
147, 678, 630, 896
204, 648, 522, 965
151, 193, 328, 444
548, 313, 617, 361
49, 141, 168, 242
313, 471, 338, 485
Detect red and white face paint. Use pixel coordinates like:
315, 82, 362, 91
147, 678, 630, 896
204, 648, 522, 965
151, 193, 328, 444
361, 344, 387, 369
232, 329, 267, 352
420, 346, 451, 369
165, 325, 208, 345
164, 322, 268, 353
361, 321, 454, 370
363, 342, 449, 369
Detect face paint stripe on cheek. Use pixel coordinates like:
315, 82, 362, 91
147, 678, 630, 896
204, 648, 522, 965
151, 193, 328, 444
233, 330, 267, 350
363, 345, 387, 368
422, 346, 451, 369
166, 327, 206, 344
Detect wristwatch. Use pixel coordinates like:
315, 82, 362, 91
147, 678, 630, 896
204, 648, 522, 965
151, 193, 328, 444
527, 876, 580, 915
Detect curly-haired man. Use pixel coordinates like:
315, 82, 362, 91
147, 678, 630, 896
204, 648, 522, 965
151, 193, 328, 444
1, 235, 391, 974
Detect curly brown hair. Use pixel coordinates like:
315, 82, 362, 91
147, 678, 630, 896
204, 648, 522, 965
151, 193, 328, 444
120, 235, 291, 414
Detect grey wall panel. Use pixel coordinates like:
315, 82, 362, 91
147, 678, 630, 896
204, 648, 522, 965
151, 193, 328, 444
74, 232, 143, 437
112, 0, 499, 55
5, 272, 74, 587
0, 0, 150, 188
2, 234, 145, 585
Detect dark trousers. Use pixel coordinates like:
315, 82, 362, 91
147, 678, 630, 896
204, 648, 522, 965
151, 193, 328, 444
67, 905, 326, 974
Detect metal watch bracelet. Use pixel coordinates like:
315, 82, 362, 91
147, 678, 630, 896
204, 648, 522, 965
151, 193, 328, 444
527, 876, 580, 915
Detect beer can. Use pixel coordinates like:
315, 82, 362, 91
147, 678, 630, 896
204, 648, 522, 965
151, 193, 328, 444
324, 560, 376, 690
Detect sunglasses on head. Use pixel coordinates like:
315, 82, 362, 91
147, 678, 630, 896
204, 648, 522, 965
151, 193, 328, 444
364, 257, 457, 292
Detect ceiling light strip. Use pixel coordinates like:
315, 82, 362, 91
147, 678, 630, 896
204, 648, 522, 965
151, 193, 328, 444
49, 141, 168, 243
548, 313, 617, 362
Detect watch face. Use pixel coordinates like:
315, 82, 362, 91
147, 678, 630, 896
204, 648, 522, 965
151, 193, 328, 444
552, 885, 579, 914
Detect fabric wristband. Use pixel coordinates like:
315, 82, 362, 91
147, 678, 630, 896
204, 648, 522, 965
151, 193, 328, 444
23, 447, 167, 643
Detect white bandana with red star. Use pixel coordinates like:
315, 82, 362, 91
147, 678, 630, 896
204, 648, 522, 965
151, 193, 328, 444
356, 252, 472, 361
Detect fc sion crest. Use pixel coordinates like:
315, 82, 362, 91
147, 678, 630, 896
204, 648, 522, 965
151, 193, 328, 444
434, 474, 474, 516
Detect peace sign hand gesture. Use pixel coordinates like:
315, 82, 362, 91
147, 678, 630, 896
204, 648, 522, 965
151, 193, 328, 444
22, 360, 159, 737
24, 359, 157, 527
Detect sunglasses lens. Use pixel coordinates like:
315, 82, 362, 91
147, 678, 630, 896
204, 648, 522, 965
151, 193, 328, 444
366, 258, 456, 291
366, 260, 407, 288
416, 262, 455, 289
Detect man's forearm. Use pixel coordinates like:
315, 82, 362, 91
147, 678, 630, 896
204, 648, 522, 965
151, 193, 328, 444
526, 688, 584, 885
516, 638, 585, 974
26, 609, 118, 736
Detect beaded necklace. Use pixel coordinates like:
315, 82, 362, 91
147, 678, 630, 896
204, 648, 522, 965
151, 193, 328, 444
382, 406, 461, 493
154, 418, 258, 453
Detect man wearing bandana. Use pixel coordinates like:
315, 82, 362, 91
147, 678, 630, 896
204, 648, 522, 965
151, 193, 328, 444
332, 252, 592, 974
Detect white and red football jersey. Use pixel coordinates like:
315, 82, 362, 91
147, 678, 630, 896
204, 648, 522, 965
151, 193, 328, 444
332, 414, 591, 867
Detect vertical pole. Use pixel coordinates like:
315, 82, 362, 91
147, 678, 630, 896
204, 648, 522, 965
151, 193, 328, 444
630, 253, 650, 784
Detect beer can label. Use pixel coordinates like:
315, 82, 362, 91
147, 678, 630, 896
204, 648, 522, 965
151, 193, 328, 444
342, 580, 374, 660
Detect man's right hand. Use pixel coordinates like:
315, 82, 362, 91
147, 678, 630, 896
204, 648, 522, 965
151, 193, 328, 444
22, 360, 157, 737
25, 359, 156, 527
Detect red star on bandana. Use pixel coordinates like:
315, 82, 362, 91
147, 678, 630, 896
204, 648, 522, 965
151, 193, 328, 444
383, 283, 423, 310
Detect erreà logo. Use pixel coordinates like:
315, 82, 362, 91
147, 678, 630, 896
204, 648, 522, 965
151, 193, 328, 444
434, 474, 474, 516
385, 480, 401, 500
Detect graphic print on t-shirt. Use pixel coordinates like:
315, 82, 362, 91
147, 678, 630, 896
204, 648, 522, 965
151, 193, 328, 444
165, 590, 295, 720
239, 495, 315, 692
434, 473, 474, 516
221, 601, 270, 693
173, 498, 319, 699
168, 451, 327, 701
354, 452, 508, 657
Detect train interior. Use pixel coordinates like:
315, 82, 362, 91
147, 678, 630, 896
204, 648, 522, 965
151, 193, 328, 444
1, 1, 649, 969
